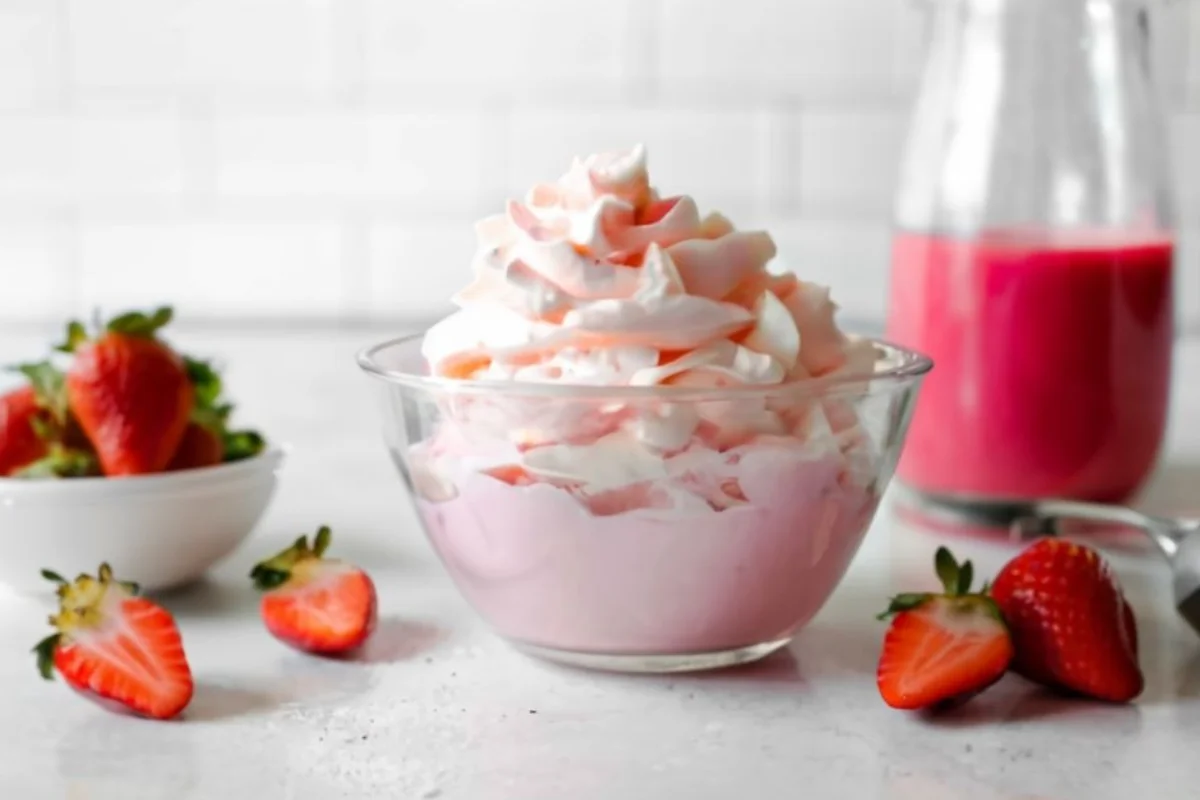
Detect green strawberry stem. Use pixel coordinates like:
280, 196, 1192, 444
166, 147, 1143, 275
12, 445, 100, 479
249, 526, 334, 591
34, 563, 140, 680
57, 305, 174, 353
33, 634, 60, 680
877, 546, 984, 620
181, 354, 266, 463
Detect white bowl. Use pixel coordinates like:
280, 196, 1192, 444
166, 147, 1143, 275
0, 446, 285, 594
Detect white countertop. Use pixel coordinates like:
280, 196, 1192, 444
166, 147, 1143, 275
2, 325, 1199, 800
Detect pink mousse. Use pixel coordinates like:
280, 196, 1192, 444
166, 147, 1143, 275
413, 445, 877, 655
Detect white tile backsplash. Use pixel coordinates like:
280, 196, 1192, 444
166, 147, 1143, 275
65, 0, 185, 92
0, 114, 185, 204
0, 116, 72, 200
362, 112, 498, 212
78, 220, 347, 317
367, 222, 475, 320
505, 107, 773, 215
364, 0, 632, 100
0, 0, 1197, 332
179, 0, 341, 97
657, 0, 918, 102
215, 113, 365, 199
0, 219, 75, 320
74, 115, 187, 199
0, 2, 62, 111
792, 111, 907, 217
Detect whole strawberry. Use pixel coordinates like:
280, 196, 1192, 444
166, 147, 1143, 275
167, 422, 224, 471
991, 538, 1142, 703
34, 564, 194, 720
2, 362, 99, 478
167, 355, 265, 471
250, 526, 377, 656
59, 307, 193, 476
877, 547, 1014, 710
0, 385, 46, 475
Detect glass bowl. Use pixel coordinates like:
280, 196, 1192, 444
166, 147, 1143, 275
358, 333, 932, 673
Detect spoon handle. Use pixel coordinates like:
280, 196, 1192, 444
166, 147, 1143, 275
1020, 499, 1187, 559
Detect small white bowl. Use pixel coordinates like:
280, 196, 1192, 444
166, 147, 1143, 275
0, 446, 285, 594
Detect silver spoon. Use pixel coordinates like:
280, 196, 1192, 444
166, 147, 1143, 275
899, 492, 1200, 635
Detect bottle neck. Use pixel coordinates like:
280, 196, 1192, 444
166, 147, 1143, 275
897, 0, 1173, 237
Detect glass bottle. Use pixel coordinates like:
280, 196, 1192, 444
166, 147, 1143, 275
886, 0, 1176, 508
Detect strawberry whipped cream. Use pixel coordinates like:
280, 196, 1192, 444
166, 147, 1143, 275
409, 145, 883, 657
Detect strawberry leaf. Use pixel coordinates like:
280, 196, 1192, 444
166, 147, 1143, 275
41, 569, 67, 585
10, 360, 70, 433
957, 560, 975, 595
12, 360, 64, 405
313, 526, 332, 557
935, 546, 959, 595
223, 429, 265, 463
32, 634, 61, 681
249, 528, 336, 591
877, 592, 932, 620
249, 565, 291, 591
106, 306, 174, 338
55, 321, 89, 354
184, 356, 224, 411
13, 446, 100, 479
179, 354, 267, 463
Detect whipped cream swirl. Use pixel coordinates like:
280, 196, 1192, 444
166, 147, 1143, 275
422, 145, 873, 454
425, 145, 868, 389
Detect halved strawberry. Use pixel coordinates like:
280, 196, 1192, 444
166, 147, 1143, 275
33, 564, 194, 720
250, 526, 377, 656
877, 547, 1015, 710
990, 538, 1143, 703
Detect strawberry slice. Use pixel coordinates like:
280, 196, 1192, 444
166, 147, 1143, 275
991, 538, 1143, 703
33, 564, 194, 720
250, 526, 377, 656
877, 547, 1014, 710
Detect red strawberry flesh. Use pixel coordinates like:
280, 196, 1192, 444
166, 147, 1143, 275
250, 526, 378, 656
34, 564, 193, 720
261, 563, 377, 655
876, 546, 1014, 710
877, 596, 1013, 710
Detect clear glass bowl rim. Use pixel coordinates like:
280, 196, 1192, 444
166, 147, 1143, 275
357, 332, 933, 402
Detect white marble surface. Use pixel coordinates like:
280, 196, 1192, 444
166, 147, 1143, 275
1, 325, 1199, 800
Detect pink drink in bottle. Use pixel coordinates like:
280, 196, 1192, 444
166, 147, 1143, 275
886, 0, 1176, 508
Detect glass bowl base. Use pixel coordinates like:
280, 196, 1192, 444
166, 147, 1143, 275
510, 637, 793, 674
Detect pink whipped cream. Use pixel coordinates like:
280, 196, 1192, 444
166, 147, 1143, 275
411, 145, 882, 656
